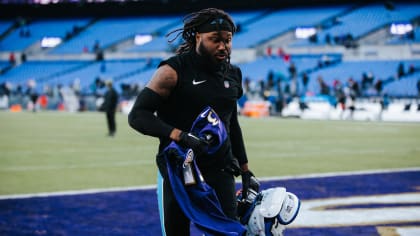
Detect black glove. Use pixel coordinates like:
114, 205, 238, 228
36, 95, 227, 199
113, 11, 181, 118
241, 170, 260, 201
178, 132, 209, 155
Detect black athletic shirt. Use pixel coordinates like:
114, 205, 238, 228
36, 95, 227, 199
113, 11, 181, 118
157, 50, 248, 168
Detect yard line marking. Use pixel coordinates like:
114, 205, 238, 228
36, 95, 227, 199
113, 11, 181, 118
395, 227, 420, 236
292, 192, 420, 227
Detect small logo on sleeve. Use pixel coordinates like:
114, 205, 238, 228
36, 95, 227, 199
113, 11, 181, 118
224, 80, 230, 88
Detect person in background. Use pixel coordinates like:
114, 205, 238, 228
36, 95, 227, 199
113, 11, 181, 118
397, 61, 405, 78
128, 8, 256, 236
301, 72, 309, 95
9, 52, 16, 65
26, 79, 38, 112
102, 80, 118, 137
317, 75, 330, 96
417, 79, 420, 98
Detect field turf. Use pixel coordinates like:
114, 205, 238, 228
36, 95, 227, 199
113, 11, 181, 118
1, 111, 419, 196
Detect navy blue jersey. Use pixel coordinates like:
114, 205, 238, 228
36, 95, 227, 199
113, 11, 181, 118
161, 107, 246, 236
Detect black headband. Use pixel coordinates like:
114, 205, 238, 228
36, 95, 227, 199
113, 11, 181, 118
197, 17, 233, 33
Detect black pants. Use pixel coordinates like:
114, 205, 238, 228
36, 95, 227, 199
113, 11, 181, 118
106, 111, 116, 134
162, 168, 237, 236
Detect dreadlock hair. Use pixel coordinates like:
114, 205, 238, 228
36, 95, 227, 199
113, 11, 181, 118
166, 8, 236, 55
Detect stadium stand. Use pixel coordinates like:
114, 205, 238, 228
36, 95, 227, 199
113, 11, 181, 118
0, 61, 88, 87
49, 16, 180, 54
290, 3, 420, 47
0, 1, 419, 121
383, 73, 420, 97
124, 10, 265, 53
44, 59, 158, 93
239, 54, 341, 81
0, 60, 11, 71
233, 5, 351, 48
0, 20, 14, 36
305, 60, 420, 97
117, 66, 157, 90
0, 18, 92, 52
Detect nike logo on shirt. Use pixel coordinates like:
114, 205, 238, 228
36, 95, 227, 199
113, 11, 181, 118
192, 79, 207, 85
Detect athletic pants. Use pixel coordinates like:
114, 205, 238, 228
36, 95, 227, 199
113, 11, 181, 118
157, 168, 237, 236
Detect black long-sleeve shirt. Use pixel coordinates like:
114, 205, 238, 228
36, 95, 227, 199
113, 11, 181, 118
129, 51, 248, 169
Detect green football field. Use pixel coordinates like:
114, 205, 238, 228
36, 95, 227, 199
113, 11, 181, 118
1, 111, 419, 195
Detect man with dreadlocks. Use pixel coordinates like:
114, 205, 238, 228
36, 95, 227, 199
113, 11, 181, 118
128, 8, 258, 235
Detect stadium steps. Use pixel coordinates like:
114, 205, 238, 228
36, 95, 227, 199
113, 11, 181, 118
383, 70, 420, 97
321, 3, 420, 45
238, 9, 273, 26
0, 20, 19, 42
254, 5, 354, 53
356, 16, 420, 46
153, 18, 183, 37
0, 64, 13, 75
120, 10, 269, 53
112, 60, 159, 82
103, 17, 182, 53
35, 61, 95, 84
41, 18, 100, 55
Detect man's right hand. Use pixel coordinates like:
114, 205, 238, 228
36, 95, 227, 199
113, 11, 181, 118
242, 170, 260, 200
178, 132, 209, 155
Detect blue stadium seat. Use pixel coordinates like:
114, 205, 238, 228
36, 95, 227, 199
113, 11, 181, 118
1, 5, 419, 100
315, 3, 420, 45
44, 59, 149, 92
233, 6, 350, 48
306, 60, 420, 96
124, 10, 265, 53
0, 20, 14, 35
383, 74, 420, 97
50, 16, 179, 54
0, 18, 91, 51
0, 61, 87, 87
